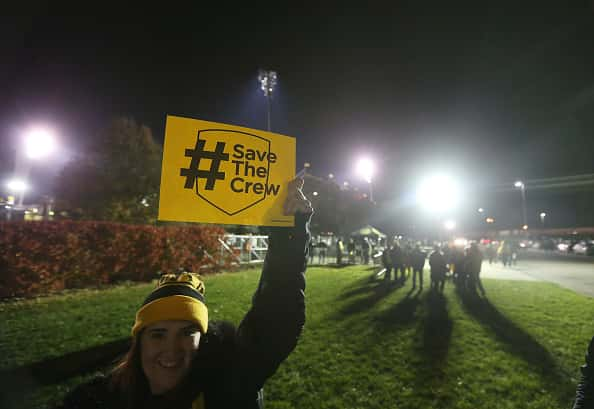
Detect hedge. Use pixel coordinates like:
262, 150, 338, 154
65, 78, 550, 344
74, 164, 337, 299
0, 221, 227, 298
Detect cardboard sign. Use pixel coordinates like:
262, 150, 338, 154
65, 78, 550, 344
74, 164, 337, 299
159, 115, 295, 226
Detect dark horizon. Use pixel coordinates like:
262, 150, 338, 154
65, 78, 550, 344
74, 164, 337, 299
1, 2, 593, 230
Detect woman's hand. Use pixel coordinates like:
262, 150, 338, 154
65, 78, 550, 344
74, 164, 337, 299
283, 177, 313, 216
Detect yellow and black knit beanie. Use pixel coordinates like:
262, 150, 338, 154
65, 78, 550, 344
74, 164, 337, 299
132, 272, 208, 336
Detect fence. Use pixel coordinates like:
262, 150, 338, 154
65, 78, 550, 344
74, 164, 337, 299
219, 234, 269, 265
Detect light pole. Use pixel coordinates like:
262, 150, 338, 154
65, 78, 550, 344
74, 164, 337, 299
539, 212, 547, 228
355, 157, 375, 202
514, 180, 528, 229
258, 69, 278, 131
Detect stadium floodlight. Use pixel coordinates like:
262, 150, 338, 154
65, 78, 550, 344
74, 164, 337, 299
444, 220, 456, 230
6, 178, 29, 193
24, 127, 56, 159
258, 69, 278, 131
416, 174, 461, 212
514, 180, 528, 229
355, 157, 375, 201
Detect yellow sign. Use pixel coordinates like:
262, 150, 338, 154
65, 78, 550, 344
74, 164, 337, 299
159, 115, 295, 226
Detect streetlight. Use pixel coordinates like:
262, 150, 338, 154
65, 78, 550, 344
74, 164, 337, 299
478, 207, 484, 213
540, 212, 547, 228
355, 157, 375, 202
258, 69, 278, 131
514, 180, 527, 229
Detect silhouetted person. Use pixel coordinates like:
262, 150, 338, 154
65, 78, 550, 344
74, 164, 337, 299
389, 242, 405, 283
429, 246, 447, 292
499, 241, 512, 266
336, 239, 344, 265
361, 238, 370, 264
573, 335, 594, 408
452, 247, 466, 287
402, 243, 413, 277
486, 243, 497, 264
309, 240, 315, 264
382, 245, 393, 281
318, 241, 327, 264
347, 238, 356, 264
410, 245, 426, 289
465, 243, 485, 295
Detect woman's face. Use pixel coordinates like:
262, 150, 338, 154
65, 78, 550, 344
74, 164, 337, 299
140, 320, 201, 395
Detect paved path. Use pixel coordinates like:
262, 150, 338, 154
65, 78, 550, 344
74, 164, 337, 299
481, 259, 594, 297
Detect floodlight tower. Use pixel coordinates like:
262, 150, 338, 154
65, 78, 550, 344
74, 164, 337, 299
514, 180, 528, 230
258, 69, 278, 131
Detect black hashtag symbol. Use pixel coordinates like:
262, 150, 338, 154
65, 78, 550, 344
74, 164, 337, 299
180, 136, 229, 191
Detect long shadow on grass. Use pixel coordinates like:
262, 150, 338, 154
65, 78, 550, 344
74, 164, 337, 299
414, 291, 453, 392
373, 287, 422, 331
0, 337, 130, 400
337, 273, 384, 300
457, 289, 573, 400
337, 280, 404, 317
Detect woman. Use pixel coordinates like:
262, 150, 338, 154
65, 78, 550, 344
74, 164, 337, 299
58, 178, 312, 409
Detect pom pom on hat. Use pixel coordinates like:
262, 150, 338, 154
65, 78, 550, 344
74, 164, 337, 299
132, 272, 208, 336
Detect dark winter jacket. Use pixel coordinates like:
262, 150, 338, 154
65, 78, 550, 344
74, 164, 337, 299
573, 336, 594, 409
429, 251, 447, 278
410, 249, 426, 270
56, 213, 311, 409
464, 247, 483, 275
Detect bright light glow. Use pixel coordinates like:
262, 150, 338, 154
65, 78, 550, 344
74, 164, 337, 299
444, 220, 456, 230
328, 173, 334, 179
6, 179, 29, 192
416, 174, 461, 212
522, 224, 528, 230
478, 208, 484, 213
540, 212, 547, 218
454, 238, 468, 247
24, 127, 56, 159
486, 217, 495, 224
514, 180, 524, 188
356, 158, 375, 183
312, 191, 319, 196
258, 69, 277, 96
48, 211, 55, 216
343, 181, 349, 187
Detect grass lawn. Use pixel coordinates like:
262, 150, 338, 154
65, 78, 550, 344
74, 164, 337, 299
1, 265, 593, 408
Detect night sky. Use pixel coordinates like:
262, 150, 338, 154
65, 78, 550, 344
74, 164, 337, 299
1, 2, 593, 229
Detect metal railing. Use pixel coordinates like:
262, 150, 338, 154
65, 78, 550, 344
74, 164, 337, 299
219, 234, 269, 265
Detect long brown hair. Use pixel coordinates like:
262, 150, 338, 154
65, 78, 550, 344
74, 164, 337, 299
109, 332, 149, 408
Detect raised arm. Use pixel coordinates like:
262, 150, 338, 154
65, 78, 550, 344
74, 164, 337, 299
235, 178, 312, 387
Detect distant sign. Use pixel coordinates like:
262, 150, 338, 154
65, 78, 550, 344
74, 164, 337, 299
159, 116, 295, 226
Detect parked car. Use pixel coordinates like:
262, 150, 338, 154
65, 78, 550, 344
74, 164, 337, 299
556, 240, 573, 252
571, 240, 594, 256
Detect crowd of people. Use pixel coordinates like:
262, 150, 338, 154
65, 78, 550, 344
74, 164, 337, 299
53, 175, 593, 408
379, 240, 485, 295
